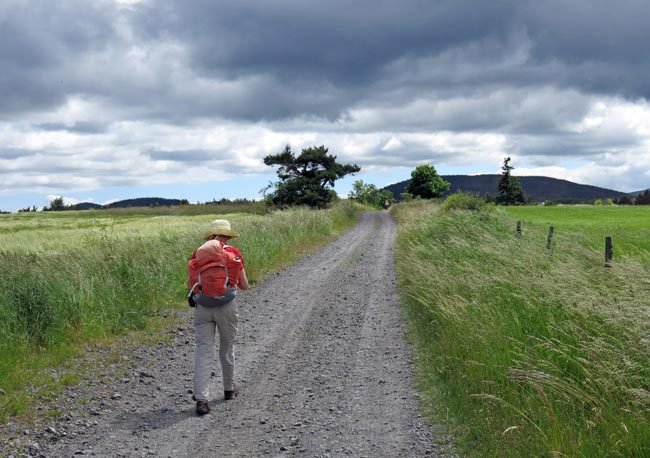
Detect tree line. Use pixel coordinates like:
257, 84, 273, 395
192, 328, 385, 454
261, 146, 529, 208
5, 148, 646, 214
611, 189, 650, 205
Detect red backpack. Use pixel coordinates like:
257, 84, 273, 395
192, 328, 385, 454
187, 240, 243, 298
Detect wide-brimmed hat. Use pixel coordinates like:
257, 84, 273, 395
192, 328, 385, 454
203, 219, 239, 240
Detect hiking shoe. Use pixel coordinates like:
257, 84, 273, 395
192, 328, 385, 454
196, 399, 210, 415
224, 387, 240, 401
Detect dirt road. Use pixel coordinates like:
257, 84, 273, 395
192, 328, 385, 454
7, 212, 452, 457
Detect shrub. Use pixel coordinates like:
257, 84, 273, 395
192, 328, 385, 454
443, 192, 486, 211
348, 180, 394, 208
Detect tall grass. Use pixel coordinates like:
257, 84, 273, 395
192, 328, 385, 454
393, 200, 649, 457
0, 201, 359, 420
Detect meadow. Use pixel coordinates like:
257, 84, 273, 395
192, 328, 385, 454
393, 200, 649, 457
504, 205, 650, 262
0, 201, 359, 421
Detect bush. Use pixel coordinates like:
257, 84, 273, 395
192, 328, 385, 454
348, 180, 394, 209
443, 192, 486, 211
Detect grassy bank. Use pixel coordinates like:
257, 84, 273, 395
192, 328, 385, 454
393, 200, 649, 457
0, 202, 359, 421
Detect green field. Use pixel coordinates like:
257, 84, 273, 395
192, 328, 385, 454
0, 202, 360, 421
504, 205, 650, 260
394, 201, 649, 457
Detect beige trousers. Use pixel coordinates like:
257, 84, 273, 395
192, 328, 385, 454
193, 300, 238, 401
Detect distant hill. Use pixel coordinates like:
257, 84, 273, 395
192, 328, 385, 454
384, 175, 629, 203
68, 202, 102, 210
67, 197, 186, 210
102, 197, 185, 209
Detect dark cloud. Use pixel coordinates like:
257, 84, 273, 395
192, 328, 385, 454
138, 1, 511, 84
130, 0, 650, 118
2, 0, 649, 124
0, 148, 31, 159
524, 1, 650, 64
2, 159, 90, 175
356, 148, 459, 168
0, 0, 116, 116
144, 148, 220, 162
508, 129, 644, 159
36, 122, 109, 134
340, 89, 595, 136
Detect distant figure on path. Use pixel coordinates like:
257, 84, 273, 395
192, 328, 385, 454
187, 219, 249, 415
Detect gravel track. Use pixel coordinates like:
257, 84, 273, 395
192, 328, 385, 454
3, 211, 454, 457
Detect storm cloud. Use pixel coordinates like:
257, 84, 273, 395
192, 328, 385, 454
1, 0, 649, 207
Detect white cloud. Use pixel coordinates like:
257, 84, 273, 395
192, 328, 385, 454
3, 94, 649, 199
382, 137, 402, 151
113, 0, 147, 8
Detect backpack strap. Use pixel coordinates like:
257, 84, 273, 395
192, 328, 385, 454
198, 261, 226, 272
187, 282, 200, 298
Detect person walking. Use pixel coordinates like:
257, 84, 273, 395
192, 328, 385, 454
188, 219, 249, 415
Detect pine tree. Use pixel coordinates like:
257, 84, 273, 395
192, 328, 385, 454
263, 145, 360, 208
496, 157, 525, 205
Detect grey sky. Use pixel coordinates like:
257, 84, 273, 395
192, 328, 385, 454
1, 0, 649, 209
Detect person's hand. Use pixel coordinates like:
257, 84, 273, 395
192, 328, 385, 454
188, 295, 196, 307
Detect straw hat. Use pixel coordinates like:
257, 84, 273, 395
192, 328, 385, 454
203, 219, 239, 240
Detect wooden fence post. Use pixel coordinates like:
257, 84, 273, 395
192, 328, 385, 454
516, 220, 522, 237
546, 226, 554, 250
605, 236, 613, 267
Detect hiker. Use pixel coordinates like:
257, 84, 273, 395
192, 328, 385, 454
187, 219, 249, 415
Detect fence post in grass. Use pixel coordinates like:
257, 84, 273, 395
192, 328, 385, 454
605, 236, 613, 267
546, 226, 554, 251
516, 220, 522, 237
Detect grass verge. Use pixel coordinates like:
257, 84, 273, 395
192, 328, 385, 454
393, 200, 649, 457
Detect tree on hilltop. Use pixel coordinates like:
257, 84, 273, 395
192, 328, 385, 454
263, 145, 360, 208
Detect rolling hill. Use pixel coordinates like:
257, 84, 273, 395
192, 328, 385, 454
67, 197, 186, 210
384, 175, 629, 203
101, 197, 186, 208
